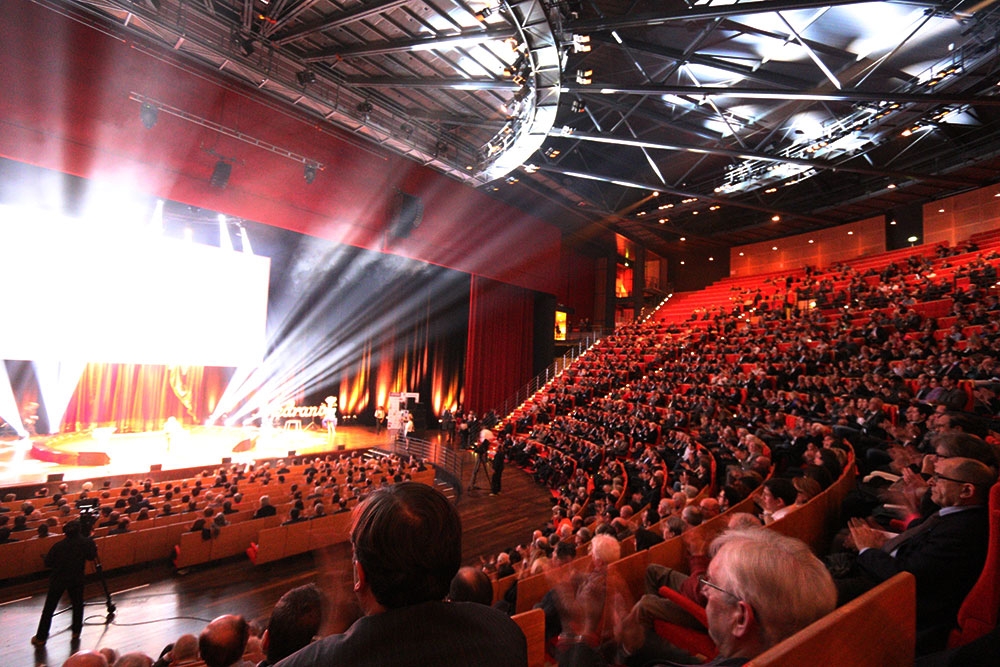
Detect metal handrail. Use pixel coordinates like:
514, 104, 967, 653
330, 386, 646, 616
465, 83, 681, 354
497, 331, 602, 418
389, 435, 464, 482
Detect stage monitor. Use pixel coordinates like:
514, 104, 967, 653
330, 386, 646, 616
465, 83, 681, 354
0, 205, 269, 367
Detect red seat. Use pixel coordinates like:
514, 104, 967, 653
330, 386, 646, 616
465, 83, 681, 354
652, 586, 718, 660
948, 482, 1000, 647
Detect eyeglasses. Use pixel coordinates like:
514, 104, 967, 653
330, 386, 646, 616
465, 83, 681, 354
930, 472, 975, 486
699, 576, 740, 601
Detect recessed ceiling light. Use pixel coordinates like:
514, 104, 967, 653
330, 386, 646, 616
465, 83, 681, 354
738, 252, 745, 257
939, 208, 945, 213
848, 231, 854, 235
680, 237, 686, 241
771, 215, 780, 222
890, 220, 897, 225
772, 246, 778, 251
680, 261, 685, 265
708, 257, 714, 261
808, 239, 814, 244
887, 183, 896, 189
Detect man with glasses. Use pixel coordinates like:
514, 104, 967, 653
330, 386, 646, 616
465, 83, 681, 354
848, 456, 996, 654
569, 529, 835, 666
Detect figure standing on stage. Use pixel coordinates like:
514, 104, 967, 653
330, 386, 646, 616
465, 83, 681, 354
164, 416, 182, 453
322, 396, 338, 444
32, 519, 97, 646
374, 405, 386, 435
402, 410, 414, 445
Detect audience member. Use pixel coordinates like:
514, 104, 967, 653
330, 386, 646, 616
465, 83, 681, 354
274, 482, 526, 666
259, 584, 323, 667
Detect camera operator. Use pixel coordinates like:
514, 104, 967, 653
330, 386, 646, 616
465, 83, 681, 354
31, 518, 98, 646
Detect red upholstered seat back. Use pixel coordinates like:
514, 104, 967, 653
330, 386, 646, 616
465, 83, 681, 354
948, 482, 1000, 647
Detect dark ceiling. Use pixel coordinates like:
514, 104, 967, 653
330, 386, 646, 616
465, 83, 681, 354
51, 0, 1000, 255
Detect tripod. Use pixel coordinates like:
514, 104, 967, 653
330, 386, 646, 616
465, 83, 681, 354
92, 554, 117, 622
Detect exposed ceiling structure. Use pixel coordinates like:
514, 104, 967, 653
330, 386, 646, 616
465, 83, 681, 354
45, 0, 1000, 255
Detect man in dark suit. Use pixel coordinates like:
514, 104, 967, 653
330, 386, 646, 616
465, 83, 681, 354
32, 519, 98, 645
274, 483, 526, 667
253, 496, 277, 519
849, 457, 996, 654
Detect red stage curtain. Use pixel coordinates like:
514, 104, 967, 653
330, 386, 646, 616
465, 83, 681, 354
465, 275, 534, 414
62, 364, 231, 433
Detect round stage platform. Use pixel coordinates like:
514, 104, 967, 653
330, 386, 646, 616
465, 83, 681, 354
0, 425, 387, 486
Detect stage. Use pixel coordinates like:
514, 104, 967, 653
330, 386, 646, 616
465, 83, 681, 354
0, 424, 391, 487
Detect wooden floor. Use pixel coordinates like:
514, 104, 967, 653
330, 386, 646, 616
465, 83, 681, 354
0, 434, 555, 667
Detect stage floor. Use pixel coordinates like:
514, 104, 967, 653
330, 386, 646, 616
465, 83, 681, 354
0, 425, 391, 487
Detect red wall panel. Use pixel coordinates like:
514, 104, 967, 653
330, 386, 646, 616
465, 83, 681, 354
0, 1, 561, 294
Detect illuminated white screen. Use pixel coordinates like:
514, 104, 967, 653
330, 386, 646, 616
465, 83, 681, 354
0, 206, 269, 367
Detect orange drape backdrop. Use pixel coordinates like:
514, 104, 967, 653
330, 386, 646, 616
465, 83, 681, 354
62, 364, 232, 432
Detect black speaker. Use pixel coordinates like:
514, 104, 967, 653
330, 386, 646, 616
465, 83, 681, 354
287, 450, 297, 457
210, 160, 232, 189
46, 473, 64, 483
389, 191, 423, 238
337, 444, 346, 451
221, 457, 232, 464
150, 464, 162, 472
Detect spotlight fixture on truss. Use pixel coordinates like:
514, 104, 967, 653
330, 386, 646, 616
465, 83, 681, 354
140, 102, 158, 129
130, 93, 324, 184
233, 32, 254, 57
357, 101, 373, 122
296, 70, 316, 86
304, 163, 318, 184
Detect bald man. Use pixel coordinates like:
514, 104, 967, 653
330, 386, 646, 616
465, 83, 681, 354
198, 614, 252, 667
62, 651, 108, 667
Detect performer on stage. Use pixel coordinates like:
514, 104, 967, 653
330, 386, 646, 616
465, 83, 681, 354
374, 405, 386, 435
402, 410, 414, 445
322, 396, 338, 444
163, 416, 182, 453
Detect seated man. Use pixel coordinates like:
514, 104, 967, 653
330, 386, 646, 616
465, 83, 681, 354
259, 584, 324, 667
846, 456, 996, 654
560, 528, 836, 666
274, 482, 526, 666
198, 614, 253, 667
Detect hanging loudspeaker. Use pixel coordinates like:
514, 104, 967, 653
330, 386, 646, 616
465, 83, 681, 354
210, 160, 232, 189
390, 191, 423, 238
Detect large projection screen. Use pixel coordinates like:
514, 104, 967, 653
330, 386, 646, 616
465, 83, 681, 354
0, 206, 269, 367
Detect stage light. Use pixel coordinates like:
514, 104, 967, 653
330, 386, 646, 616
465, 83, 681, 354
140, 102, 158, 129
235, 34, 255, 57
239, 225, 254, 255
304, 164, 318, 184
149, 199, 164, 236
210, 160, 232, 189
357, 101, 373, 122
296, 70, 316, 86
571, 99, 586, 113
475, 7, 492, 21
218, 214, 234, 252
